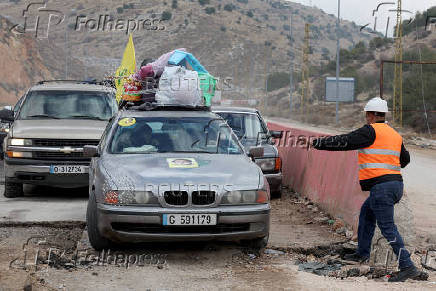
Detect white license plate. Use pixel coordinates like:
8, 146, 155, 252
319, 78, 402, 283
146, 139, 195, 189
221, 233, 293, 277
163, 214, 217, 226
49, 165, 86, 174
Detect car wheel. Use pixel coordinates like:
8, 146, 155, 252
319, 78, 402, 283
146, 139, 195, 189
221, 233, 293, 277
87, 193, 114, 251
242, 235, 269, 250
271, 190, 282, 199
3, 178, 23, 198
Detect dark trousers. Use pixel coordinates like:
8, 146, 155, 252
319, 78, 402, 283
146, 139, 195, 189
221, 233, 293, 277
357, 180, 414, 270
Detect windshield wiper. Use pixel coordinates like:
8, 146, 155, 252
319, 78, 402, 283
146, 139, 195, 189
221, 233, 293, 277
68, 115, 107, 121
161, 150, 212, 154
27, 114, 60, 119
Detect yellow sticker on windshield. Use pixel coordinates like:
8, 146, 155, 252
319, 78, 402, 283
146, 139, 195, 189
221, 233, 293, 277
118, 117, 136, 127
167, 158, 199, 168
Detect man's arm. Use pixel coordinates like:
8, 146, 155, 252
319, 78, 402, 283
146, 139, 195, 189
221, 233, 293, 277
312, 125, 376, 151
400, 143, 410, 168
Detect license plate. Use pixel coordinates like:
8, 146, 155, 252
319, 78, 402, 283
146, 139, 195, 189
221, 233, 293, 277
49, 165, 86, 174
163, 214, 217, 226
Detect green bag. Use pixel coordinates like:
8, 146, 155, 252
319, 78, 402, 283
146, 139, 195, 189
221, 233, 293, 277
198, 72, 216, 106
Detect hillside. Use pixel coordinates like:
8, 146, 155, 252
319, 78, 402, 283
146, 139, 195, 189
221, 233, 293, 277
0, 0, 372, 102
0, 15, 55, 104
265, 21, 436, 134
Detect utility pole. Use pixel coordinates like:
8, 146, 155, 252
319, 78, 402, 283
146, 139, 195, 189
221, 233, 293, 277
393, 0, 403, 126
335, 0, 341, 125
65, 25, 68, 79
301, 23, 310, 119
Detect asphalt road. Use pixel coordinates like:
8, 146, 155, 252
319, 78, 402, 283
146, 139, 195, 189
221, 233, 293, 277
0, 161, 88, 222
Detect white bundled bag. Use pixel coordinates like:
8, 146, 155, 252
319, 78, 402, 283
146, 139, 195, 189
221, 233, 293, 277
155, 66, 203, 106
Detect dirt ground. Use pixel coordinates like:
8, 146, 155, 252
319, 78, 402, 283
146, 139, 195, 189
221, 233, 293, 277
1, 191, 435, 291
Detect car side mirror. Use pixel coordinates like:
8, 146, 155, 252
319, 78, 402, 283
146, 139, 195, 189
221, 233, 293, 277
83, 145, 100, 158
270, 130, 283, 139
0, 108, 14, 122
248, 146, 264, 159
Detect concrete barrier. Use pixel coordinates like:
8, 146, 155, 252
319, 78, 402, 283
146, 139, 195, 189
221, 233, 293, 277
268, 121, 368, 229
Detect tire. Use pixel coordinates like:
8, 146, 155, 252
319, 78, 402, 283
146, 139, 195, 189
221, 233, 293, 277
242, 235, 269, 250
3, 178, 23, 198
271, 190, 282, 199
86, 193, 114, 251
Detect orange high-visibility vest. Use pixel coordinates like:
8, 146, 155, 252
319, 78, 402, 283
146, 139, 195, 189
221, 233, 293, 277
358, 123, 402, 181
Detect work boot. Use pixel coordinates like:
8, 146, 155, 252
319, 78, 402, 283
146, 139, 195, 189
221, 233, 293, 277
343, 252, 369, 263
388, 266, 429, 282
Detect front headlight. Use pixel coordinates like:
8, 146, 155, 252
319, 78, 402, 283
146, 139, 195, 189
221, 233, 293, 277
255, 157, 281, 172
221, 190, 269, 205
104, 190, 159, 205
8, 138, 32, 146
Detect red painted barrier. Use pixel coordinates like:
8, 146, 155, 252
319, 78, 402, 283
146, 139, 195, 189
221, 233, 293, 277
268, 122, 368, 229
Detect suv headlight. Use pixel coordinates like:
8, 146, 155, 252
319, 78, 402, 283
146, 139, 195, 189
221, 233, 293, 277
221, 190, 269, 205
104, 190, 159, 205
8, 138, 32, 146
255, 157, 281, 172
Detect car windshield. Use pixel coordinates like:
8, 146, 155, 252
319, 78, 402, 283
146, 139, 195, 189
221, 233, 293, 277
215, 112, 267, 140
109, 116, 243, 155
18, 90, 117, 120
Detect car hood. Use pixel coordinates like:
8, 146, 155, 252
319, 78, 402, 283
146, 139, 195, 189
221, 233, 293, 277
99, 153, 262, 191
11, 119, 108, 139
239, 139, 278, 158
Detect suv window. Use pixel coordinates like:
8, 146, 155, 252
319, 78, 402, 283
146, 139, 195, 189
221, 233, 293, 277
109, 116, 243, 155
18, 90, 117, 121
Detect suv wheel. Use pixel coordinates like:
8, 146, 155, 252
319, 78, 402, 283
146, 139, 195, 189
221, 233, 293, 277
242, 235, 269, 250
3, 178, 24, 198
87, 193, 114, 251
271, 190, 282, 199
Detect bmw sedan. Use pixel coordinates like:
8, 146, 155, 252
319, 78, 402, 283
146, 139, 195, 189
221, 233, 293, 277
84, 106, 270, 250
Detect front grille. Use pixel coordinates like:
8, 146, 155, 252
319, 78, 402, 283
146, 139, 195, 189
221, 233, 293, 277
33, 151, 88, 160
33, 139, 99, 147
164, 191, 188, 206
31, 139, 99, 161
192, 191, 215, 205
111, 223, 250, 234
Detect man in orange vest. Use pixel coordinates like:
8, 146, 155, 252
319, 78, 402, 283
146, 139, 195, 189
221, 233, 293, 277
312, 97, 428, 282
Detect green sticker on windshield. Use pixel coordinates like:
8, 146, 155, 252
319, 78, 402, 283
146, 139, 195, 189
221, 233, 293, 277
118, 117, 136, 127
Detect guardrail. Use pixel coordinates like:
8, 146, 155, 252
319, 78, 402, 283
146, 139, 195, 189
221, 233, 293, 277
267, 121, 368, 230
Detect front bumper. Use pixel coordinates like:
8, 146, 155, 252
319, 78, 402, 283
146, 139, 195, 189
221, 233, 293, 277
265, 172, 282, 192
4, 158, 89, 188
96, 203, 270, 243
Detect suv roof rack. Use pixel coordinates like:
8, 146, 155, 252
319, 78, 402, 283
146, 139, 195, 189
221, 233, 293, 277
126, 102, 210, 112
36, 80, 112, 86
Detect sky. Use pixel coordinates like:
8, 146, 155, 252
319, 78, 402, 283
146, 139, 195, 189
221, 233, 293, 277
288, 0, 436, 36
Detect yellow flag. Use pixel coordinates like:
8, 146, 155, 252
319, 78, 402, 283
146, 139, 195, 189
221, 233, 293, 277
115, 34, 136, 103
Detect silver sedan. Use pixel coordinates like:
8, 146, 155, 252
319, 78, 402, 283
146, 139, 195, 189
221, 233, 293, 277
84, 108, 270, 250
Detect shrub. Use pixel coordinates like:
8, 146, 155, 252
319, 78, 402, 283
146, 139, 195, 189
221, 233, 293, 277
267, 72, 290, 92
205, 7, 216, 14
198, 0, 209, 6
161, 11, 172, 21
224, 4, 234, 12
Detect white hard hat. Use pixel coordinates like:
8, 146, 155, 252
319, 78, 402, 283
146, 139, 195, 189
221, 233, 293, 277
364, 97, 389, 113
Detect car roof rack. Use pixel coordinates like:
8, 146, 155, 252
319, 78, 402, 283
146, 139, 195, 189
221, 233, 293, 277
125, 102, 211, 112
36, 80, 112, 86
